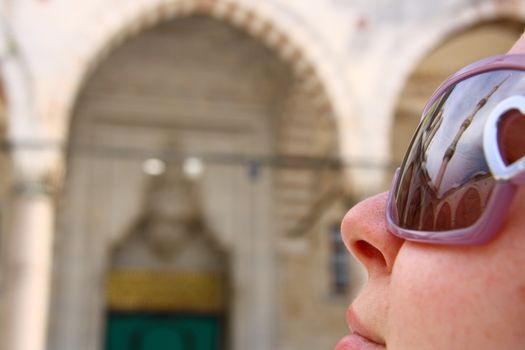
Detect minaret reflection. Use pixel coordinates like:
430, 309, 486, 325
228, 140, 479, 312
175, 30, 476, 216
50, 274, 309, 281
433, 76, 509, 190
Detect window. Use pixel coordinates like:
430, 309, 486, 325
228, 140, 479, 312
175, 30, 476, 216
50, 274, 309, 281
330, 224, 349, 296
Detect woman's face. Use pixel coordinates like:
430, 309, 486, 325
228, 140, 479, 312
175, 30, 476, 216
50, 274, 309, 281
338, 188, 525, 349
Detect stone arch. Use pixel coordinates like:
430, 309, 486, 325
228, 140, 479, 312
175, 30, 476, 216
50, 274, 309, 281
0, 43, 36, 181
53, 0, 347, 147
385, 6, 525, 144
391, 17, 524, 164
50, 9, 349, 350
345, 6, 524, 195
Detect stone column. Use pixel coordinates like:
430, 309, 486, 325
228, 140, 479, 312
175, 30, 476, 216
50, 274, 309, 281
250, 166, 277, 350
231, 162, 278, 350
2, 175, 57, 350
0, 132, 63, 350
0, 3, 63, 347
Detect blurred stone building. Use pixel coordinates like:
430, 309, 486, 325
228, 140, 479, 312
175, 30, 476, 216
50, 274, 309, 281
0, 1, 522, 350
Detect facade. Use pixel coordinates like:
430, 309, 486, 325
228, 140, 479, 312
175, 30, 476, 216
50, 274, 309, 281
0, 1, 523, 350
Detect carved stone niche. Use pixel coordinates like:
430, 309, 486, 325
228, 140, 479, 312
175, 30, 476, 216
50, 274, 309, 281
111, 163, 227, 271
107, 164, 229, 313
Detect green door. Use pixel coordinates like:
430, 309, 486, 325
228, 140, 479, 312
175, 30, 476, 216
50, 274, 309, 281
106, 312, 223, 350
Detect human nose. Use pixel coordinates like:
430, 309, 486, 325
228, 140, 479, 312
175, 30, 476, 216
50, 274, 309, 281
341, 192, 404, 276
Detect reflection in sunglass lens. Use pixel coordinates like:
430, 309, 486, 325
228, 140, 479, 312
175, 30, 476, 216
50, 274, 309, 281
393, 69, 525, 231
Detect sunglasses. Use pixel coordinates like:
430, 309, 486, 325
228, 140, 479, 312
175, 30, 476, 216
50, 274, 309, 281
387, 54, 525, 245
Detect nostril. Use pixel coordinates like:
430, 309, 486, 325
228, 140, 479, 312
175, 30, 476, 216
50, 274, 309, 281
354, 240, 387, 268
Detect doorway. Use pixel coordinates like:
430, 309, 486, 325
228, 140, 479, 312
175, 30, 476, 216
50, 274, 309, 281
106, 312, 223, 350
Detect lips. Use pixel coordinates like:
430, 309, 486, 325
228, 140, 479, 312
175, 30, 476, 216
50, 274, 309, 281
335, 334, 385, 350
336, 308, 386, 350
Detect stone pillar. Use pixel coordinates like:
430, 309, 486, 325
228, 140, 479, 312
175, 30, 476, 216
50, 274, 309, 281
0, 3, 63, 347
250, 167, 277, 350
0, 130, 63, 350
231, 163, 278, 350
2, 176, 57, 350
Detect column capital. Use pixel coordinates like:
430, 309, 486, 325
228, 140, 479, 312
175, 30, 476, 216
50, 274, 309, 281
7, 140, 64, 197
12, 177, 58, 197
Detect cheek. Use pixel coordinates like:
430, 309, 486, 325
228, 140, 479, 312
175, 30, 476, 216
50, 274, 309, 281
386, 244, 525, 349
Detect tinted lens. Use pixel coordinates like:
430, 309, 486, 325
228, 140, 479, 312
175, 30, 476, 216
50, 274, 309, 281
394, 69, 525, 231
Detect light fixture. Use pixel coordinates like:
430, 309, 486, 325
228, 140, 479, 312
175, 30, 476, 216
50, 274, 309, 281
142, 158, 166, 176
183, 156, 204, 179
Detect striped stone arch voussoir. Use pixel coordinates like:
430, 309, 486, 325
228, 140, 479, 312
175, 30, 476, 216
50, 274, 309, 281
60, 0, 341, 133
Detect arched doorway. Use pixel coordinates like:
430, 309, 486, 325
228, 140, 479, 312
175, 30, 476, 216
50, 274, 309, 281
50, 14, 344, 350
392, 20, 524, 164
105, 162, 228, 350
